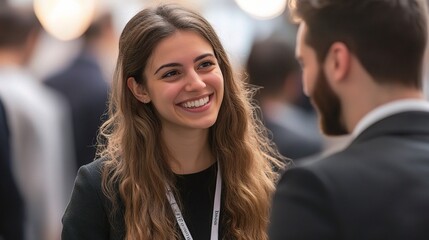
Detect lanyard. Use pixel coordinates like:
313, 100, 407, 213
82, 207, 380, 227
166, 161, 222, 240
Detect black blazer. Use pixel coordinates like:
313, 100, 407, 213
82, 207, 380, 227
62, 159, 125, 240
62, 159, 227, 240
269, 111, 429, 240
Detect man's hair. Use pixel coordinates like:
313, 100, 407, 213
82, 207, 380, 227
83, 12, 113, 43
288, 0, 428, 89
0, 5, 40, 48
246, 38, 300, 95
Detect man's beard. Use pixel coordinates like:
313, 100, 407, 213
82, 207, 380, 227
311, 68, 349, 136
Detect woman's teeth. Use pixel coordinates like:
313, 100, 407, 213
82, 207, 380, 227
181, 96, 209, 108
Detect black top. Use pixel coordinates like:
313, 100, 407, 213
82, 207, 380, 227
62, 159, 225, 240
175, 162, 224, 239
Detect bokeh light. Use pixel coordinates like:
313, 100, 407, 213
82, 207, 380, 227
234, 0, 286, 20
34, 0, 96, 41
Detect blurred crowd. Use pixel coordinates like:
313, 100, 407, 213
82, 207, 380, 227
0, 2, 114, 240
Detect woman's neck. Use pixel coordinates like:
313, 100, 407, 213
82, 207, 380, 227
162, 128, 214, 174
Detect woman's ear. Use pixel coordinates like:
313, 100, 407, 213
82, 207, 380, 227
127, 77, 151, 103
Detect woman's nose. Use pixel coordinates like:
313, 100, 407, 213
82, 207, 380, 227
184, 70, 206, 91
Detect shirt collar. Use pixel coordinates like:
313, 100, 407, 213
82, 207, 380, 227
352, 99, 429, 138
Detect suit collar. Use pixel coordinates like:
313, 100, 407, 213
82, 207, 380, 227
352, 99, 429, 138
352, 111, 429, 144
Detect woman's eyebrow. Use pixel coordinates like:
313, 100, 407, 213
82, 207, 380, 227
154, 63, 182, 75
153, 53, 215, 75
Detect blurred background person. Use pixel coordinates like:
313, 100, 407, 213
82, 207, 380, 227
0, 3, 74, 240
44, 11, 115, 171
0, 97, 24, 240
246, 37, 323, 160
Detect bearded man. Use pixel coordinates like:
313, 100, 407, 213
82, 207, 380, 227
269, 1, 429, 239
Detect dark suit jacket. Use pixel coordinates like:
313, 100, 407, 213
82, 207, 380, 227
0, 98, 24, 240
62, 158, 125, 240
45, 50, 109, 170
269, 111, 429, 240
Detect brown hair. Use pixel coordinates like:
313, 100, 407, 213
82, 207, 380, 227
246, 38, 300, 97
287, 0, 428, 89
98, 3, 286, 239
0, 5, 40, 48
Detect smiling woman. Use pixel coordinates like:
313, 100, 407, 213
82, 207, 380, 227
61, 3, 287, 240
127, 30, 224, 131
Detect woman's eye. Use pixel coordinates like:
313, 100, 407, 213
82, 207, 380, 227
162, 70, 179, 78
198, 61, 214, 69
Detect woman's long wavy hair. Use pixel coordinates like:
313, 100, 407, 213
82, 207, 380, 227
97, 3, 287, 240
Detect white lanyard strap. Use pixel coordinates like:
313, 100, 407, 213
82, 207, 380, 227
166, 161, 222, 240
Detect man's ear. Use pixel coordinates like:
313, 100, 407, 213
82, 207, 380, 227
324, 42, 351, 84
127, 77, 151, 103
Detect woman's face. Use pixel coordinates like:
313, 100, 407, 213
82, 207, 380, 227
143, 30, 224, 132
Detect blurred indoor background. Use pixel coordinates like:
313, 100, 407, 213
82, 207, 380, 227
7, 0, 297, 81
